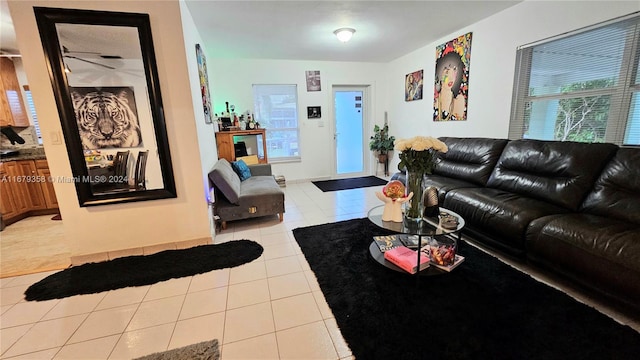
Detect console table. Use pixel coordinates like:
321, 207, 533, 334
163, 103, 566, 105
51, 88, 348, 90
215, 129, 268, 164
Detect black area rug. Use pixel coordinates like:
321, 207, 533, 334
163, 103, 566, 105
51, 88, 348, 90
25, 240, 262, 301
292, 219, 640, 360
312, 176, 387, 192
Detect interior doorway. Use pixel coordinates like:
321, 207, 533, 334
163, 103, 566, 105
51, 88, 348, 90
333, 86, 369, 178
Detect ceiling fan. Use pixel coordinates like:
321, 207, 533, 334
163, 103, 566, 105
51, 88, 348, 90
62, 46, 120, 70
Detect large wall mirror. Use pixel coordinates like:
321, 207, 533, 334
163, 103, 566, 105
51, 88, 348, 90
34, 7, 176, 206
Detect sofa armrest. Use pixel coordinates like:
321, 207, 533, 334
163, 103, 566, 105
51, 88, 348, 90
249, 164, 272, 176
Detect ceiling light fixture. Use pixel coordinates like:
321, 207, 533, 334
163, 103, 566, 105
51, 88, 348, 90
334, 28, 355, 43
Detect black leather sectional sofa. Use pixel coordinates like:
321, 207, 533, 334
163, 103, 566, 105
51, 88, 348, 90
393, 137, 640, 310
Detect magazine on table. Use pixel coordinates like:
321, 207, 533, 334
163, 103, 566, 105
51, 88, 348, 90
398, 235, 429, 249
372, 235, 404, 252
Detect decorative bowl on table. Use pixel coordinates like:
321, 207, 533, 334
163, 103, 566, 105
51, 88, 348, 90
428, 236, 456, 266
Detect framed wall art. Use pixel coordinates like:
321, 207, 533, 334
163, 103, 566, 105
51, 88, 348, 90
306, 70, 321, 91
405, 69, 423, 101
70, 86, 143, 149
434, 32, 472, 121
196, 44, 213, 124
307, 106, 321, 119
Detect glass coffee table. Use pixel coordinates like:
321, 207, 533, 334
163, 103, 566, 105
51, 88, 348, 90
367, 205, 465, 275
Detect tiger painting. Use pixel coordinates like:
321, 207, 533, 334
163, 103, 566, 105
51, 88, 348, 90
71, 87, 143, 149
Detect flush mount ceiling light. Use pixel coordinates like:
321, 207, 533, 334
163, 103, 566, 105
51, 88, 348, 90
334, 28, 355, 43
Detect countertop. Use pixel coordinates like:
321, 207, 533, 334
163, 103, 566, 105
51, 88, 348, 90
0, 148, 47, 162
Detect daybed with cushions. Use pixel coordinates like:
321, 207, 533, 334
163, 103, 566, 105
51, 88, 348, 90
392, 137, 640, 310
208, 158, 284, 230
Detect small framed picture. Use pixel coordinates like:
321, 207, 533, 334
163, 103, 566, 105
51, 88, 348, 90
405, 69, 424, 102
307, 106, 321, 119
306, 70, 321, 91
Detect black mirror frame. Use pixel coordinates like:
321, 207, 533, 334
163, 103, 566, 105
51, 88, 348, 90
34, 7, 177, 206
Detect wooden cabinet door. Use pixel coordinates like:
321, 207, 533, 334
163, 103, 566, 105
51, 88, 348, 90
3, 161, 30, 214
36, 167, 58, 209
0, 164, 19, 218
0, 58, 29, 127
16, 160, 47, 210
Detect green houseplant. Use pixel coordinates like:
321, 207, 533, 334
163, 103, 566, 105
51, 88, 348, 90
369, 124, 396, 163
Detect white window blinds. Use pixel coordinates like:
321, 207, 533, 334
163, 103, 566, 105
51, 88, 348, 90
509, 13, 640, 146
252, 84, 301, 161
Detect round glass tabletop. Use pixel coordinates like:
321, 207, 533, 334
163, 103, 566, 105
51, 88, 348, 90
367, 205, 465, 236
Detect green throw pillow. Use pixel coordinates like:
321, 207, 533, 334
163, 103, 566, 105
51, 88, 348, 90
231, 159, 252, 181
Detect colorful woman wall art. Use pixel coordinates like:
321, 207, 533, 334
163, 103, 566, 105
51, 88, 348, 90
434, 32, 472, 121
196, 44, 213, 124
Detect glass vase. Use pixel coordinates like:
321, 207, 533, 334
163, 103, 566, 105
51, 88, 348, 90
404, 170, 423, 222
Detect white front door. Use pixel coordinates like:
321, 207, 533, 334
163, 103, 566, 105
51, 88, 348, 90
333, 86, 368, 177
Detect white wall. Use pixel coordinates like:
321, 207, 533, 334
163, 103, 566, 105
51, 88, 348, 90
386, 0, 639, 172
9, 0, 211, 256
179, 0, 218, 206
207, 58, 388, 181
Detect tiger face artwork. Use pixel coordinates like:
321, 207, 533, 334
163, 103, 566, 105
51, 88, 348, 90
71, 87, 143, 149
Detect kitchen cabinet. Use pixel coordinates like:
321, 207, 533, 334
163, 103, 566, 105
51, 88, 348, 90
0, 163, 18, 220
215, 129, 268, 164
0, 159, 58, 226
0, 58, 29, 127
35, 160, 58, 209
17, 160, 47, 210
3, 161, 31, 214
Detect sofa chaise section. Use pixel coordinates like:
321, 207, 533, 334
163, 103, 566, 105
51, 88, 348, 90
526, 147, 640, 307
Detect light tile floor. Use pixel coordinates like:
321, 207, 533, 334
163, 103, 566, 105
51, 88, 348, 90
0, 181, 382, 359
0, 215, 70, 278
1, 180, 638, 359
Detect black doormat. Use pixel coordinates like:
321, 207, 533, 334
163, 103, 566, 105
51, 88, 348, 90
25, 240, 262, 301
292, 219, 640, 360
312, 176, 387, 192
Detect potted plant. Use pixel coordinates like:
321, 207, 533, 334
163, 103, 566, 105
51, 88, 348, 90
369, 124, 396, 163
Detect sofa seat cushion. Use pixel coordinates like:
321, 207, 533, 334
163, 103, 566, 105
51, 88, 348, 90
444, 187, 568, 252
528, 214, 640, 273
526, 213, 640, 306
487, 140, 617, 211
239, 175, 284, 200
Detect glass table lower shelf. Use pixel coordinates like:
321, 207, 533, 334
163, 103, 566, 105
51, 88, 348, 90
367, 205, 466, 275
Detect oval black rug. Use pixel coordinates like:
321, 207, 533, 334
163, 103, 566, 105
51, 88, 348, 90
24, 240, 263, 301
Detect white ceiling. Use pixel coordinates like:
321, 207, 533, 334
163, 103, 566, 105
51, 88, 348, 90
185, 0, 522, 62
1, 0, 522, 62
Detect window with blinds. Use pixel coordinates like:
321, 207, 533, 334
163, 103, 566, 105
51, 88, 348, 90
24, 89, 43, 145
252, 84, 301, 161
509, 13, 640, 146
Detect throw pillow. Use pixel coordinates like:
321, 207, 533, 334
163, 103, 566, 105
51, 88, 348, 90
232, 159, 252, 181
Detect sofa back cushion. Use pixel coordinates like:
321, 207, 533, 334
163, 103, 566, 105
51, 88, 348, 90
487, 139, 618, 211
208, 158, 241, 204
435, 137, 509, 186
581, 148, 640, 225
